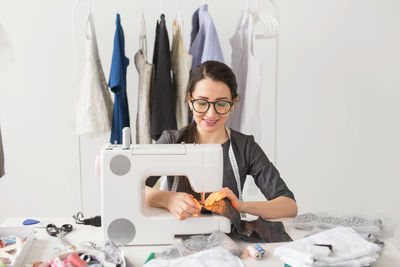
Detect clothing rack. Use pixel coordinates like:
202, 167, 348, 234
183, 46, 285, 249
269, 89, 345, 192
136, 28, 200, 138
71, 0, 280, 213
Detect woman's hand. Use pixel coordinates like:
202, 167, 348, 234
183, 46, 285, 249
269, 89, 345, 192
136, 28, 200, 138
205, 187, 244, 213
167, 192, 202, 220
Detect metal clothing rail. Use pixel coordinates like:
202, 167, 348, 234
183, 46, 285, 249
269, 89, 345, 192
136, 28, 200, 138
71, 0, 281, 212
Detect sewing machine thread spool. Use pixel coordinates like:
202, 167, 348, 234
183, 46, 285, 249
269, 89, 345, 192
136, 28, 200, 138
247, 245, 261, 260
253, 243, 265, 256
66, 252, 88, 267
122, 127, 130, 149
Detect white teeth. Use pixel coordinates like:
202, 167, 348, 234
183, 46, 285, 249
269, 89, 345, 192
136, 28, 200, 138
205, 119, 217, 123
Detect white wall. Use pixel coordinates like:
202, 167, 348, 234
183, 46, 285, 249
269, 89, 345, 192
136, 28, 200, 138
277, 0, 400, 219
0, 0, 399, 226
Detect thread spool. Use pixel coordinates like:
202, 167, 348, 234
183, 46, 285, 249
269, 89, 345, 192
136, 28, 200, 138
122, 127, 131, 149
247, 245, 261, 260
253, 243, 265, 256
66, 253, 88, 267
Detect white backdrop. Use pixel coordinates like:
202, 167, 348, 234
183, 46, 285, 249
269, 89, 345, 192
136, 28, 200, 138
0, 0, 399, 225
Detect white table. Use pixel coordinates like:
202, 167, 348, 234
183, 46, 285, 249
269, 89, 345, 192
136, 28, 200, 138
1, 217, 400, 266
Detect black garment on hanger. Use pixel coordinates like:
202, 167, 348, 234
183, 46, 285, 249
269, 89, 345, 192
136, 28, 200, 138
150, 14, 177, 141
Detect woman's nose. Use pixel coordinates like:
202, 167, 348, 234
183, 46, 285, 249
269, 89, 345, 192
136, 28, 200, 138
206, 103, 218, 116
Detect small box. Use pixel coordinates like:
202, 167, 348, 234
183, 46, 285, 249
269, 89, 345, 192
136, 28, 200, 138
0, 227, 35, 266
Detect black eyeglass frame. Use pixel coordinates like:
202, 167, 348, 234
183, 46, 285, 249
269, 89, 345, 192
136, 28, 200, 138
190, 99, 234, 115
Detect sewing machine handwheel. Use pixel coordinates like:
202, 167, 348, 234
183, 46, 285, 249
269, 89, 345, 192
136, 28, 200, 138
107, 218, 136, 245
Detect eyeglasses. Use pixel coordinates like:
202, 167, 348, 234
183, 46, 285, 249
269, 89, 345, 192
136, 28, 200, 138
190, 99, 233, 115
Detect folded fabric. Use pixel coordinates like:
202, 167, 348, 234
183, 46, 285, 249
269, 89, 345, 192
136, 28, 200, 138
293, 213, 382, 235
285, 264, 371, 267
144, 246, 244, 267
274, 227, 381, 267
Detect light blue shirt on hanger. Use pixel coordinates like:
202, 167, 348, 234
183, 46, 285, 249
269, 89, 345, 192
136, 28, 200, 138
189, 4, 224, 70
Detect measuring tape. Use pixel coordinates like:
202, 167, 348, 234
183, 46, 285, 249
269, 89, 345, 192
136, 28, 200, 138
171, 176, 179, 192
171, 128, 246, 218
226, 127, 246, 219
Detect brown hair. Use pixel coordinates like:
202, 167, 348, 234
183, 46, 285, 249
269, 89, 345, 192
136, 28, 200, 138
178, 61, 238, 144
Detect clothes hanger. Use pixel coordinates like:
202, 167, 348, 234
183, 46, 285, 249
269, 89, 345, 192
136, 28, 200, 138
173, 0, 183, 36
117, 0, 121, 14
160, 0, 165, 14
253, 0, 279, 39
139, 10, 148, 61
72, 0, 93, 69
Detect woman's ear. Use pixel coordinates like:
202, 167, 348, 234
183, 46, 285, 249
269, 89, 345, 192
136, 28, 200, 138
231, 95, 239, 112
187, 94, 193, 111
186, 97, 193, 111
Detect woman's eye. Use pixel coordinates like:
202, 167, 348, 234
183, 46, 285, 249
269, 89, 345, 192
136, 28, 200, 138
216, 101, 228, 107
198, 101, 208, 106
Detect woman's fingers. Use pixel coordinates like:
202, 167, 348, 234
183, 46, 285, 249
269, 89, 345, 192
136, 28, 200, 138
204, 191, 227, 206
215, 191, 227, 202
182, 199, 201, 215
222, 187, 235, 199
175, 194, 201, 219
177, 208, 193, 219
192, 197, 202, 210
204, 192, 218, 206
168, 192, 201, 219
221, 187, 243, 212
186, 194, 202, 210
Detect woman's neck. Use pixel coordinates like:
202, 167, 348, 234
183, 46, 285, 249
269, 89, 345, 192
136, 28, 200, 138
197, 126, 229, 144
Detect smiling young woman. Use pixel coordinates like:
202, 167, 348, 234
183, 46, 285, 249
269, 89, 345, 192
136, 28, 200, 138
145, 60, 297, 220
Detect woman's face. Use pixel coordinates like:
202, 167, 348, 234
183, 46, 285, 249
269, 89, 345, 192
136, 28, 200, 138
188, 78, 236, 134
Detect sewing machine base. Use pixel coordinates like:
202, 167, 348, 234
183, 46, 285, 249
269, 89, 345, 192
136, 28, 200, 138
104, 207, 231, 245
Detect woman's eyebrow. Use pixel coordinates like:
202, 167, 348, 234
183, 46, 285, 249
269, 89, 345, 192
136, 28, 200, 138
196, 96, 229, 100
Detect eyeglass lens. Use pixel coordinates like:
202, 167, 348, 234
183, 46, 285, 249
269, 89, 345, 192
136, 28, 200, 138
192, 99, 232, 114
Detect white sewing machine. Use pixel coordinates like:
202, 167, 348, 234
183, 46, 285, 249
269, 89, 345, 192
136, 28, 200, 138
100, 133, 231, 245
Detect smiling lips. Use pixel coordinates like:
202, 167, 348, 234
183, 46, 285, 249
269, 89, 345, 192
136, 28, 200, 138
204, 118, 218, 126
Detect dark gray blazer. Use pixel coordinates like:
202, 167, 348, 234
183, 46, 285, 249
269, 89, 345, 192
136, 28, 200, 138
146, 127, 295, 201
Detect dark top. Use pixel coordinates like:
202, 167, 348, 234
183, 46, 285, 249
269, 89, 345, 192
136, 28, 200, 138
109, 13, 130, 144
150, 14, 177, 141
146, 127, 295, 201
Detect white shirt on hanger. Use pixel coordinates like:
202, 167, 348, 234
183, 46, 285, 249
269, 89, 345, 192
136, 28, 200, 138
75, 13, 113, 137
227, 10, 261, 142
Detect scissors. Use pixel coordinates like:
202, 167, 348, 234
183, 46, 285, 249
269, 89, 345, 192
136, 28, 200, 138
46, 223, 76, 249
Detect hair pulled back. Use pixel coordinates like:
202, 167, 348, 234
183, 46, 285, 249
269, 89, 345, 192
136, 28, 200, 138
179, 61, 238, 144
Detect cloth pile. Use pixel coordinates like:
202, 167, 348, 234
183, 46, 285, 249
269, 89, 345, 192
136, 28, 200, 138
274, 226, 381, 267
144, 246, 243, 267
293, 212, 383, 235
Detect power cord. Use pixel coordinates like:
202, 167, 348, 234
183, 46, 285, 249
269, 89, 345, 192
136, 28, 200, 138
73, 211, 101, 227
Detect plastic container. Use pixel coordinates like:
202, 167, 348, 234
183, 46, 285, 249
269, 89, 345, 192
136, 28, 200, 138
0, 227, 35, 266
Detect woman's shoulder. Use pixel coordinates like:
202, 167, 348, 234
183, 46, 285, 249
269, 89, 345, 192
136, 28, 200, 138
157, 127, 188, 144
229, 128, 255, 144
